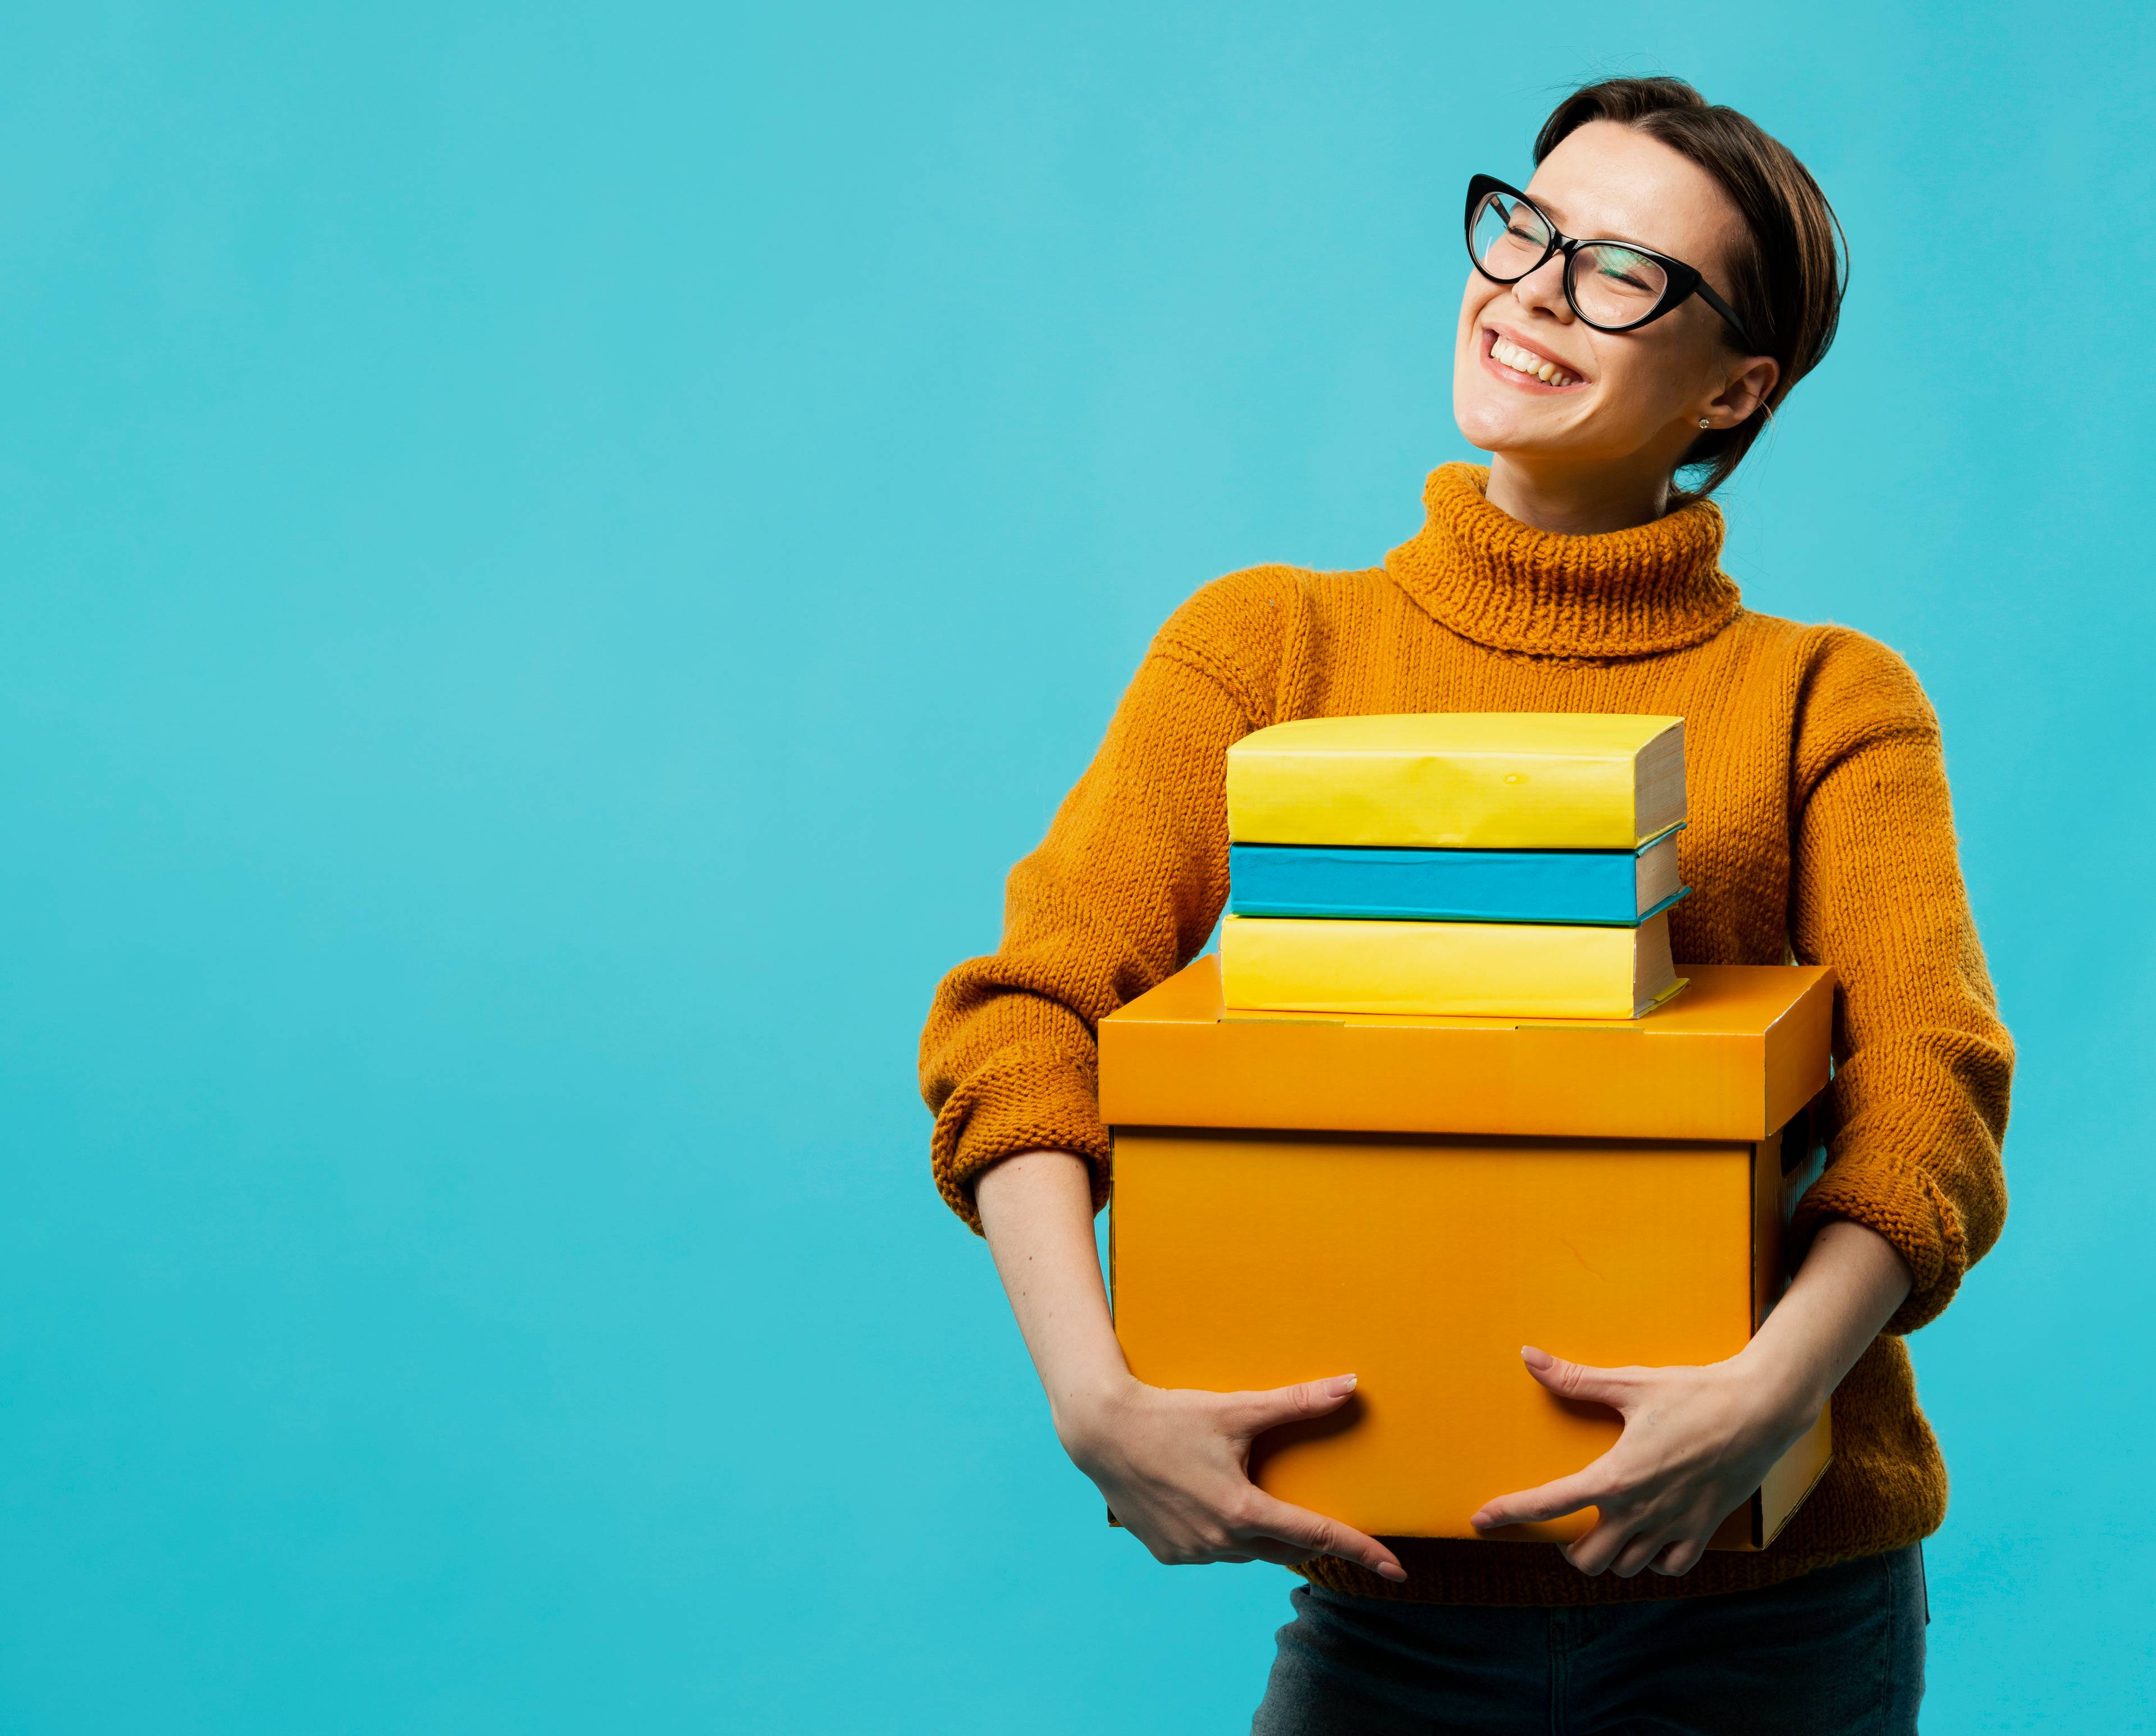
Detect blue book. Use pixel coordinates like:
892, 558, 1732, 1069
1227, 830, 1688, 927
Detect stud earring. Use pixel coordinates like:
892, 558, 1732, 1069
1698, 417, 1711, 429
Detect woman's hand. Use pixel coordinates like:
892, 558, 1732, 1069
1468, 1219, 1915, 1577
1467, 1345, 1816, 1578
972, 1149, 1405, 1584
1057, 1372, 1409, 1582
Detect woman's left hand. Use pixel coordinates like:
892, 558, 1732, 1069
1467, 1344, 1818, 1579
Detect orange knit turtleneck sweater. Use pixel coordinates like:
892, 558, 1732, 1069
920, 463, 2012, 1606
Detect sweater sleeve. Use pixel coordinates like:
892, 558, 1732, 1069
1785, 629, 2013, 1333
918, 601, 1271, 1232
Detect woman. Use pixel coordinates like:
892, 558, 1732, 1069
919, 76, 2009, 1734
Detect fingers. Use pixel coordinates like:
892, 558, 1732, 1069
1518, 1345, 1633, 1409
1607, 1529, 1670, 1578
1650, 1537, 1707, 1577
1469, 1465, 1606, 1533
1241, 1491, 1409, 1584
1561, 1513, 1642, 1577
1241, 1537, 1319, 1569
1563, 1517, 1716, 1579
1225, 1373, 1360, 1437
1469, 1352, 1634, 1534
1580, 1522, 1717, 1578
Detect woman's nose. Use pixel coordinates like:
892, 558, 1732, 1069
1511, 253, 1574, 323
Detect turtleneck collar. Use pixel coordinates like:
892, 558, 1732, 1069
1383, 463, 1741, 659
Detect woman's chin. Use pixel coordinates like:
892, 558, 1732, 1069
1453, 419, 1565, 464
1452, 398, 1550, 458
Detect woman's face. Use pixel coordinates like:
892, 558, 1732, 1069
1452, 121, 1775, 481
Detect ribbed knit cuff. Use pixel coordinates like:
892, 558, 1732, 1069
930, 1043, 1113, 1234
1790, 1111, 1966, 1335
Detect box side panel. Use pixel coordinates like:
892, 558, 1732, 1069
1102, 1022, 1766, 1140
1111, 1129, 1754, 1541
1102, 959, 1835, 1139
1705, 1117, 1831, 1552
1762, 970, 1836, 1134
1780, 1099, 1829, 1224
1707, 1499, 1752, 1551
1752, 1129, 1783, 1332
1758, 1404, 1834, 1546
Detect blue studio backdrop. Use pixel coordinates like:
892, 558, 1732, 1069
2, 4, 2149, 1730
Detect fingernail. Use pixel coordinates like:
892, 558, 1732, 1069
1520, 1345, 1554, 1370
1378, 1562, 1409, 1583
1327, 1374, 1358, 1397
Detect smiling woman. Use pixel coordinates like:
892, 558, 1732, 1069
1454, 86, 1844, 532
920, 74, 2008, 1736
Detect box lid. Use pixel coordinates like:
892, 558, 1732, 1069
1099, 956, 1833, 1141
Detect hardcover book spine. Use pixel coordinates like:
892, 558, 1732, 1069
1225, 751, 1647, 849
1228, 843, 1659, 925
1220, 913, 1661, 1020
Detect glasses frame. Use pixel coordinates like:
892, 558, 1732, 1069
1464, 173, 1762, 354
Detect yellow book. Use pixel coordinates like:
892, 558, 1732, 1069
1219, 911, 1686, 1020
1225, 713, 1685, 849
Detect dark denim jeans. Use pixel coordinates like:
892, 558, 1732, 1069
1251, 1546, 1926, 1735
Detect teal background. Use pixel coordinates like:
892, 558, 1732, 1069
2, 3, 2147, 1730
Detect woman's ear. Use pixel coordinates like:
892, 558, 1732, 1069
1707, 356, 1780, 428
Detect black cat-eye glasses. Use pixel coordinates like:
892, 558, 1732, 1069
1465, 173, 1760, 351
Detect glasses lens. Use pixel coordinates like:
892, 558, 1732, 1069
1469, 191, 1550, 281
1569, 242, 1670, 328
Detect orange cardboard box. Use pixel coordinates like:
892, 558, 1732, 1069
1101, 957, 1836, 1550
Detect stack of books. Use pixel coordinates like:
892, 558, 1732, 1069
1221, 714, 1691, 1020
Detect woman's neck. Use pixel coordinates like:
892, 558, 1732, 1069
1380, 463, 1739, 661
1483, 452, 1671, 537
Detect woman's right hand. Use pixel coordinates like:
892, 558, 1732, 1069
1053, 1372, 1409, 1582
972, 1149, 1406, 1585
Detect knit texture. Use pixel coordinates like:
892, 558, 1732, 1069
919, 462, 2013, 1606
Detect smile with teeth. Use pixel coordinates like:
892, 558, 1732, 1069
1491, 335, 1579, 387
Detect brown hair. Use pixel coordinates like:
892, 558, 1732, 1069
1533, 76, 1846, 501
